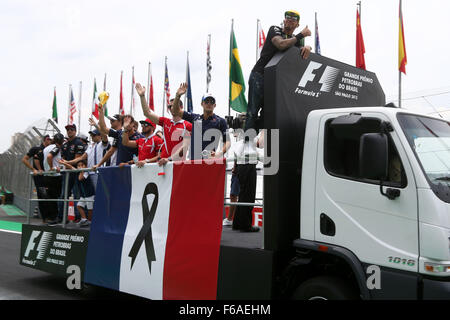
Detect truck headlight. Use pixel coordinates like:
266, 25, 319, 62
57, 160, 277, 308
424, 262, 450, 274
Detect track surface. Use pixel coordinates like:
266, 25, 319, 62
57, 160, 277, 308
0, 230, 145, 300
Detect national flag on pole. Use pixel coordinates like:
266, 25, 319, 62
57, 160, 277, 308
399, 0, 407, 74
229, 24, 248, 113
356, 7, 366, 70
186, 53, 193, 113
84, 162, 225, 300
206, 35, 212, 93
164, 60, 170, 107
148, 64, 155, 111
92, 79, 99, 119
52, 87, 58, 123
131, 66, 136, 116
315, 13, 321, 55
69, 86, 77, 125
119, 71, 125, 115
103, 73, 108, 117
257, 20, 266, 59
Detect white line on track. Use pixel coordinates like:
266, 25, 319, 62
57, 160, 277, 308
0, 229, 21, 235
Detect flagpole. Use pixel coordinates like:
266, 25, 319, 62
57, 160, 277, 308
184, 51, 188, 108
163, 57, 167, 117
207, 34, 211, 93
78, 81, 82, 131
229, 19, 234, 117
315, 12, 317, 53
147, 62, 151, 106
256, 19, 259, 63
67, 84, 71, 125
130, 66, 134, 116
103, 73, 107, 116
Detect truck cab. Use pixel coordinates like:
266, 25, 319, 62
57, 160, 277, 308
294, 107, 450, 299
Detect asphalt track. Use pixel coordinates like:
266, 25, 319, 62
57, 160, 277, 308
0, 230, 151, 300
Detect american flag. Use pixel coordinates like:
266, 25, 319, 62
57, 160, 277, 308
164, 58, 170, 107
206, 34, 211, 92
69, 86, 76, 125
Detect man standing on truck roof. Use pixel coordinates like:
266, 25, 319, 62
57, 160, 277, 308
245, 10, 312, 132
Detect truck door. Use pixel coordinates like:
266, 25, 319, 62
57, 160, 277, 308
314, 112, 419, 298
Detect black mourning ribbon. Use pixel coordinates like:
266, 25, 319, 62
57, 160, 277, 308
128, 183, 158, 274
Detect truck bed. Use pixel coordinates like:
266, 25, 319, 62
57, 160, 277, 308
220, 227, 263, 249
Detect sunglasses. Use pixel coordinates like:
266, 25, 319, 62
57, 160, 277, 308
66, 128, 76, 131
285, 15, 299, 22
203, 98, 215, 104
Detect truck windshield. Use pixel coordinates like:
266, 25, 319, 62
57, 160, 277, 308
398, 113, 450, 203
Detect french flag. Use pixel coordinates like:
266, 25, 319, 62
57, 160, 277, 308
84, 161, 225, 300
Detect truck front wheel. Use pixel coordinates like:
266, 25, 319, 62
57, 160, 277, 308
292, 276, 358, 300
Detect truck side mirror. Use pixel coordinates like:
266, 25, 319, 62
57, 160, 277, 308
359, 133, 388, 180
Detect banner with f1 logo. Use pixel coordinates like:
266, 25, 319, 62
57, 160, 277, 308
20, 224, 89, 276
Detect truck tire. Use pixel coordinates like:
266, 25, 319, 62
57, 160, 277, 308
292, 276, 358, 300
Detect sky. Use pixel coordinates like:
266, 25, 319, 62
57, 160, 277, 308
1, 0, 450, 153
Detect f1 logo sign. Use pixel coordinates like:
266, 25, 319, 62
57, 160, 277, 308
24, 231, 41, 258
24, 231, 52, 260
297, 61, 340, 93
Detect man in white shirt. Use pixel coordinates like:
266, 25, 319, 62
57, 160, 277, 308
231, 131, 264, 232
60, 129, 110, 191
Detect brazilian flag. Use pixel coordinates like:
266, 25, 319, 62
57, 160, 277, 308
229, 27, 247, 113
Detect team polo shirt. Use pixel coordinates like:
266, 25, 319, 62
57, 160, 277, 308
26, 143, 45, 170
109, 129, 143, 165
135, 133, 164, 161
253, 25, 303, 74
61, 137, 85, 161
158, 117, 192, 158
182, 112, 228, 160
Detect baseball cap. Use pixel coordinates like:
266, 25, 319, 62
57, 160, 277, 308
65, 123, 76, 130
107, 114, 121, 122
78, 133, 89, 142
202, 93, 216, 103
285, 10, 300, 21
53, 133, 65, 145
139, 118, 156, 128
89, 129, 101, 136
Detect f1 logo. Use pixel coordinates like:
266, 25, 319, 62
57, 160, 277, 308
24, 231, 41, 258
297, 61, 340, 93
298, 61, 322, 88
24, 231, 52, 260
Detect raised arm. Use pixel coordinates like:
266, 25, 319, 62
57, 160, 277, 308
271, 25, 311, 51
98, 104, 109, 136
136, 83, 160, 124
171, 83, 187, 118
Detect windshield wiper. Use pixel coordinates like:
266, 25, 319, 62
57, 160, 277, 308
435, 176, 450, 181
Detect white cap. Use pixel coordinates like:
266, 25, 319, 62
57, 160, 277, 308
202, 93, 216, 101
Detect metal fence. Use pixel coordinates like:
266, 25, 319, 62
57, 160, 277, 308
0, 118, 60, 215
